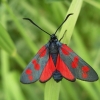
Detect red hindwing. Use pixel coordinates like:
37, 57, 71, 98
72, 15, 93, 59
40, 55, 56, 82
56, 54, 75, 81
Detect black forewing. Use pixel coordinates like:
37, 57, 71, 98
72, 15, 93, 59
58, 43, 98, 82
20, 44, 49, 84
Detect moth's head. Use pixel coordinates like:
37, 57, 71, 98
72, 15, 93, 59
50, 34, 58, 42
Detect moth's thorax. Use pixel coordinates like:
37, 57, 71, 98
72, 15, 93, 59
49, 34, 59, 54
49, 42, 59, 54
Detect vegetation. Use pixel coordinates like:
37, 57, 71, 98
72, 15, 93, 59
0, 0, 100, 100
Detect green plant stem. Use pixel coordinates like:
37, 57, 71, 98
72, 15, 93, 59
44, 0, 83, 100
3, 1, 38, 54
84, 0, 100, 9
14, 53, 26, 68
1, 50, 11, 100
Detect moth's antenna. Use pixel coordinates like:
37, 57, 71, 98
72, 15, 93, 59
23, 18, 51, 36
59, 30, 67, 41
54, 13, 73, 35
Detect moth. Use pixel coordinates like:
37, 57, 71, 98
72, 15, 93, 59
20, 13, 98, 83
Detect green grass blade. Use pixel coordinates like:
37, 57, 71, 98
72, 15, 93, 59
59, 0, 83, 44
0, 24, 26, 68
84, 0, 100, 9
44, 0, 83, 100
3, 2, 38, 54
0, 23, 16, 55
44, 79, 61, 100
1, 50, 11, 100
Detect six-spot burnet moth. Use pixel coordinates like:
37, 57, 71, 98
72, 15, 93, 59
20, 13, 98, 84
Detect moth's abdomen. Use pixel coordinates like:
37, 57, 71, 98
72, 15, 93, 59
49, 42, 59, 66
53, 70, 63, 82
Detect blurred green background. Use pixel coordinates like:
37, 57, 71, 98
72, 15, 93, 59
0, 0, 100, 100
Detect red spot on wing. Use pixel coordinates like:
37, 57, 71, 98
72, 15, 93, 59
32, 59, 40, 70
71, 56, 79, 68
39, 49, 47, 57
82, 66, 90, 78
26, 69, 32, 74
25, 69, 34, 81
28, 75, 33, 81
56, 54, 75, 81
38, 46, 45, 54
61, 47, 69, 55
40, 55, 56, 82
37, 46, 47, 57
82, 73, 88, 78
82, 66, 90, 72
62, 44, 73, 52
